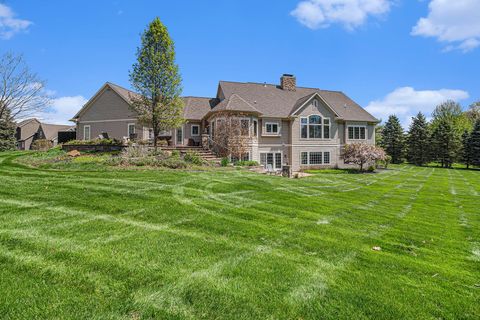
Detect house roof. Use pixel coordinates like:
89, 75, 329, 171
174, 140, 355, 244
217, 81, 378, 122
72, 82, 214, 121
16, 118, 40, 127
208, 94, 261, 116
40, 124, 75, 140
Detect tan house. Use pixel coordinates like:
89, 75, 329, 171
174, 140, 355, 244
71, 75, 379, 171
16, 118, 73, 150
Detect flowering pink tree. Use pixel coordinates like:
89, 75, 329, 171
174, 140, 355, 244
343, 143, 387, 171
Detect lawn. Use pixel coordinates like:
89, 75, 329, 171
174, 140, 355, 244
0, 151, 479, 319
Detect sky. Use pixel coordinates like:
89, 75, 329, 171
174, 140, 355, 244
1, 0, 479, 127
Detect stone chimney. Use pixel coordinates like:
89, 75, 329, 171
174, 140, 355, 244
280, 74, 296, 91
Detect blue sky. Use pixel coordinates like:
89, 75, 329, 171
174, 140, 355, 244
1, 0, 479, 126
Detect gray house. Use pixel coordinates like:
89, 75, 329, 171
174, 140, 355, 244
16, 118, 73, 150
71, 75, 378, 171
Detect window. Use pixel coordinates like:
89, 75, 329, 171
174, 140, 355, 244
309, 152, 322, 165
191, 124, 200, 136
348, 126, 366, 140
301, 115, 330, 139
253, 120, 258, 137
128, 123, 136, 139
324, 152, 330, 164
323, 119, 330, 139
176, 127, 183, 145
83, 125, 91, 140
240, 119, 250, 136
260, 152, 282, 170
313, 100, 318, 107
242, 153, 250, 161
301, 118, 308, 139
301, 151, 331, 166
265, 122, 279, 134
301, 152, 308, 165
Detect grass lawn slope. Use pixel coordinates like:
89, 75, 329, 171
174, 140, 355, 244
0, 152, 479, 319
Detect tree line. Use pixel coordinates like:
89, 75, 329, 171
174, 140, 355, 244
379, 101, 480, 169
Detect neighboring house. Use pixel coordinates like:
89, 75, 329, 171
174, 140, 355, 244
71, 75, 379, 171
16, 118, 74, 150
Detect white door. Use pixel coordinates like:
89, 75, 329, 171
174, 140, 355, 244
260, 152, 282, 170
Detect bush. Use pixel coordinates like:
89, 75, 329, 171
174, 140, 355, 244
121, 145, 151, 159
31, 139, 53, 151
184, 152, 204, 165
171, 150, 180, 157
221, 157, 229, 167
64, 139, 123, 146
159, 157, 188, 169
235, 160, 258, 167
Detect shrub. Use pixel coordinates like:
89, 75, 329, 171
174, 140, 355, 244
121, 145, 151, 159
31, 139, 53, 151
171, 150, 180, 157
221, 157, 229, 167
159, 157, 188, 169
235, 160, 259, 167
184, 152, 204, 166
64, 139, 123, 146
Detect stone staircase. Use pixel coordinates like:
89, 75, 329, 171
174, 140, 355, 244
161, 146, 222, 165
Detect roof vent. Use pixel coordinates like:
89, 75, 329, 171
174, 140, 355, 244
280, 74, 296, 91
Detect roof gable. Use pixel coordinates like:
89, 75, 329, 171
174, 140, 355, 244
290, 92, 340, 118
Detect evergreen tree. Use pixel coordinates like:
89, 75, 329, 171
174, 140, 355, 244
0, 111, 16, 151
406, 112, 430, 166
461, 130, 472, 169
470, 119, 480, 168
381, 115, 405, 164
129, 17, 184, 150
430, 119, 459, 168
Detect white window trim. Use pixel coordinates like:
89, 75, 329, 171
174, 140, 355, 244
300, 115, 331, 140
347, 125, 367, 140
264, 121, 281, 136
191, 124, 200, 136
83, 125, 91, 140
300, 151, 331, 166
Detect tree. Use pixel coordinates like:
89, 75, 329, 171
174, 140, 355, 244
381, 115, 405, 163
210, 112, 251, 160
343, 143, 386, 171
375, 124, 384, 147
430, 101, 465, 167
0, 110, 16, 151
406, 112, 430, 166
461, 130, 473, 169
0, 52, 50, 122
430, 118, 459, 168
129, 18, 184, 150
470, 119, 480, 168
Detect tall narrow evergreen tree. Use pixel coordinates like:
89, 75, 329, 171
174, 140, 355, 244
381, 115, 405, 164
0, 110, 16, 151
406, 112, 430, 166
430, 119, 459, 168
129, 17, 184, 150
461, 130, 472, 169
470, 119, 480, 168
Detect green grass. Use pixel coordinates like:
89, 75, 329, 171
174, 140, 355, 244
0, 151, 479, 319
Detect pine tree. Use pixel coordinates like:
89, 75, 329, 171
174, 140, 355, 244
461, 130, 472, 169
0, 111, 16, 151
470, 119, 480, 168
381, 115, 405, 164
430, 119, 459, 168
406, 112, 430, 166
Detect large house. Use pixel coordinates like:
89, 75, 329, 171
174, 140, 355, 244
71, 74, 378, 171
16, 118, 74, 150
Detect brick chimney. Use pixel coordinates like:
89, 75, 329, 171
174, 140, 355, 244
280, 74, 296, 91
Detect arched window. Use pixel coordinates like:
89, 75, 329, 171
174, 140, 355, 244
308, 115, 322, 139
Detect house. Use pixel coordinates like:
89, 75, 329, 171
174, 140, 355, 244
16, 118, 74, 150
71, 75, 379, 171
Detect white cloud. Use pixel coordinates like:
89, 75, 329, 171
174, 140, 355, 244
412, 0, 480, 52
39, 95, 88, 125
0, 4, 32, 40
366, 87, 469, 128
291, 0, 391, 30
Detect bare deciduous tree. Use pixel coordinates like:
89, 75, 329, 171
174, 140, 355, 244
0, 52, 50, 122
210, 112, 252, 160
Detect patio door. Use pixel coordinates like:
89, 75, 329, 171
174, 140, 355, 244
260, 152, 282, 170
176, 127, 184, 145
